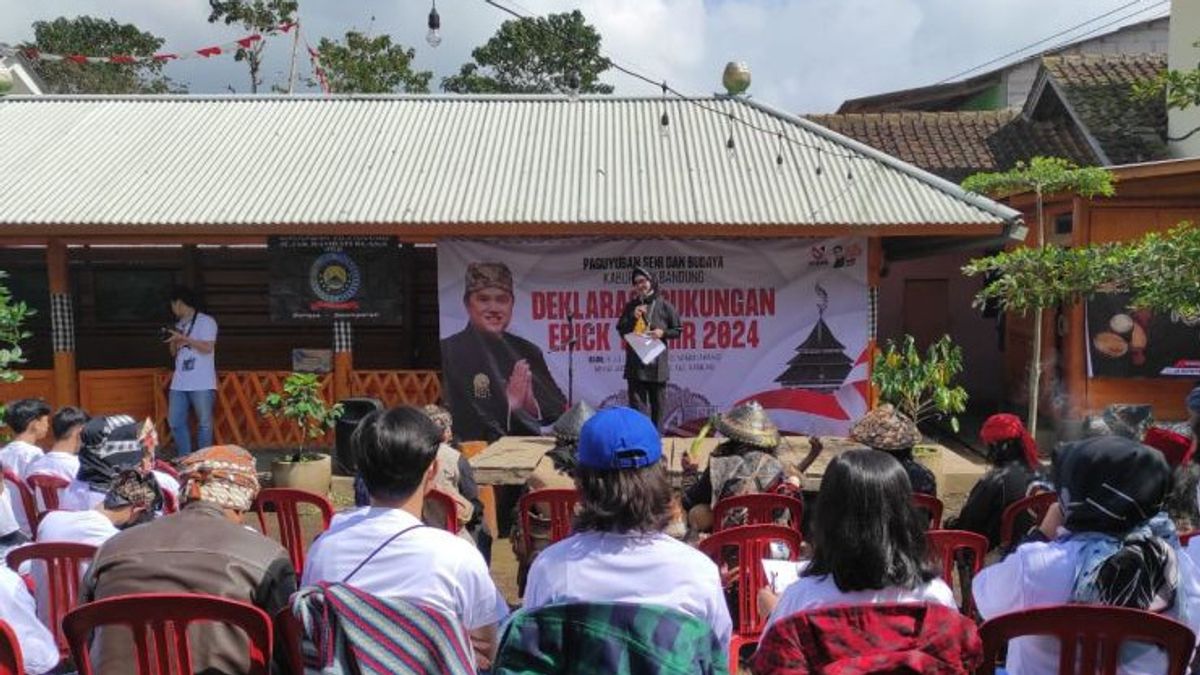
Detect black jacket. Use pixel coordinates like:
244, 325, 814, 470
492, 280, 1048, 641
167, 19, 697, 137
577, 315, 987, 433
615, 293, 682, 383
440, 324, 567, 442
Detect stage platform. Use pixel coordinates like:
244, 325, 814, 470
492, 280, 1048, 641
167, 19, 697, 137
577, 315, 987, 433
469, 435, 988, 503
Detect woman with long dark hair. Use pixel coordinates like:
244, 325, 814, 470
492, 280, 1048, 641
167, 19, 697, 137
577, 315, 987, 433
760, 449, 954, 629
974, 435, 1200, 674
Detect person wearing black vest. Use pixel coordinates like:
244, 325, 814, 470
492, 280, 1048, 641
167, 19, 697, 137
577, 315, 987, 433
616, 267, 682, 431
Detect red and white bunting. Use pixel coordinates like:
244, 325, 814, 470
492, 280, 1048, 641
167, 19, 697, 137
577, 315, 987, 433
21, 22, 296, 65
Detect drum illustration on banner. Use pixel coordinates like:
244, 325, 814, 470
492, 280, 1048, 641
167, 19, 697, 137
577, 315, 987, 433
437, 238, 870, 441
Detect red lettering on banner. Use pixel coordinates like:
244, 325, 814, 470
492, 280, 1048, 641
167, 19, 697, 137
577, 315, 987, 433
676, 321, 697, 349
531, 292, 547, 320
548, 322, 612, 352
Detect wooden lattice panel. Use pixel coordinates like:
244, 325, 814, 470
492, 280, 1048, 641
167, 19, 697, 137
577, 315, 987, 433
349, 370, 441, 407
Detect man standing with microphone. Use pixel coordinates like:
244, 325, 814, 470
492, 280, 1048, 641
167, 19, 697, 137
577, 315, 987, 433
616, 266, 681, 431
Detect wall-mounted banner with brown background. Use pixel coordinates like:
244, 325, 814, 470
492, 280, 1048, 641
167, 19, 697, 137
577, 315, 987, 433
268, 235, 401, 322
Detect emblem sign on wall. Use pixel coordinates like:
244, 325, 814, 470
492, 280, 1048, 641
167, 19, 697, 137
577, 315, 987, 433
1086, 292, 1200, 378
437, 238, 871, 441
268, 236, 401, 322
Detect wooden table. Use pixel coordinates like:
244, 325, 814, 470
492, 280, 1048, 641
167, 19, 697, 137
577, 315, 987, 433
469, 435, 884, 491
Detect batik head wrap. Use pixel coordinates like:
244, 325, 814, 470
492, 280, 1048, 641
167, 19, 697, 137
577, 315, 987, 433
979, 413, 1039, 470
77, 415, 144, 493
179, 445, 260, 512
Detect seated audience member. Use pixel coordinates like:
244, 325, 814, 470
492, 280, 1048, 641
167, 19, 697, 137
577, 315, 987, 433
523, 406, 733, 651
420, 404, 477, 538
37, 469, 160, 545
1083, 403, 1153, 440
0, 398, 51, 478
0, 564, 58, 675
1145, 426, 1200, 531
758, 449, 954, 630
59, 416, 177, 511
81, 445, 295, 675
946, 413, 1046, 549
0, 481, 25, 557
849, 404, 936, 496
304, 406, 506, 669
975, 436, 1200, 674
25, 406, 88, 489
682, 401, 784, 531
511, 400, 595, 592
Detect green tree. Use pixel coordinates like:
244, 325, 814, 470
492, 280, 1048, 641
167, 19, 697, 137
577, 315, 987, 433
871, 335, 968, 432
962, 157, 1116, 434
442, 10, 612, 94
1134, 40, 1200, 140
22, 16, 176, 94
314, 31, 431, 94
207, 0, 298, 93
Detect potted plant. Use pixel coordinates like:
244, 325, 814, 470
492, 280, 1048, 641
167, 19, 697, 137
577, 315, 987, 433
870, 334, 969, 478
257, 372, 344, 494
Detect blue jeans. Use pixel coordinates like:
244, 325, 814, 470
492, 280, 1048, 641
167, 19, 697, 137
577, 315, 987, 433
168, 388, 215, 456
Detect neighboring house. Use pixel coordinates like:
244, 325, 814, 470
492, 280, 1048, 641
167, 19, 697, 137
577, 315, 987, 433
808, 20, 1173, 419
838, 14, 1168, 113
0, 52, 45, 96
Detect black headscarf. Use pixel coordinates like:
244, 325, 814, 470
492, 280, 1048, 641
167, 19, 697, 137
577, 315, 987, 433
77, 415, 145, 493
1054, 435, 1170, 535
631, 266, 658, 299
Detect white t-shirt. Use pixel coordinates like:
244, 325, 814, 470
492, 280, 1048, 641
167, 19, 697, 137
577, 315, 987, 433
302, 507, 505, 632
2, 467, 33, 536
764, 561, 956, 632
35, 509, 118, 545
0, 439, 43, 479
58, 470, 179, 513
25, 451, 79, 483
524, 530, 733, 650
975, 537, 1200, 675
170, 311, 218, 391
0, 565, 58, 674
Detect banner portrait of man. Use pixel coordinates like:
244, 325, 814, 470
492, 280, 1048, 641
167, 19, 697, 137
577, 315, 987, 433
440, 262, 567, 442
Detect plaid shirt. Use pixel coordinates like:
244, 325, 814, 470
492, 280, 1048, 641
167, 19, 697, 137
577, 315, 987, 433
495, 602, 728, 675
750, 603, 981, 674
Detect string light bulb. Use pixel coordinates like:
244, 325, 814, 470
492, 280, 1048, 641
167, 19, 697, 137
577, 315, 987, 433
659, 81, 670, 139
426, 0, 442, 48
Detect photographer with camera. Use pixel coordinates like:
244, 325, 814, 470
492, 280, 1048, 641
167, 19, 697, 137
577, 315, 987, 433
164, 286, 218, 456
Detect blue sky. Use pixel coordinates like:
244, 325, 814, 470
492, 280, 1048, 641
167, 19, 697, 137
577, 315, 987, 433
0, 0, 1170, 112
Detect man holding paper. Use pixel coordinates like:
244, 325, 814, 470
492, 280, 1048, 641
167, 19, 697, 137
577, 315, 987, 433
616, 266, 682, 430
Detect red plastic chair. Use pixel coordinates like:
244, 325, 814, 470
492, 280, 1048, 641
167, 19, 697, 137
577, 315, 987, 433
712, 493, 803, 533
251, 488, 334, 577
1000, 491, 1059, 550
1181, 529, 1200, 547
162, 488, 179, 514
2, 469, 38, 537
26, 474, 68, 516
912, 493, 944, 529
62, 593, 273, 675
6, 542, 98, 657
273, 606, 304, 675
925, 529, 988, 616
979, 604, 1196, 675
518, 488, 579, 556
699, 524, 803, 674
426, 488, 460, 534
0, 619, 24, 675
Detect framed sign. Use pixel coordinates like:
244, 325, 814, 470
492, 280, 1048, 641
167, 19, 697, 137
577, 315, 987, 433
268, 236, 401, 322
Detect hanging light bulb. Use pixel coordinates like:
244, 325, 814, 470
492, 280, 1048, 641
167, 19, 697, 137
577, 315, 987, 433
726, 135, 736, 158
426, 0, 442, 48
659, 111, 670, 139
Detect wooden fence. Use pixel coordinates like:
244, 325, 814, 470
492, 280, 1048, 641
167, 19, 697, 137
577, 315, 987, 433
1, 368, 441, 450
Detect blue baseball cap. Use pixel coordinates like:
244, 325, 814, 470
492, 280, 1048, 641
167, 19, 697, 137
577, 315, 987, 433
576, 407, 662, 470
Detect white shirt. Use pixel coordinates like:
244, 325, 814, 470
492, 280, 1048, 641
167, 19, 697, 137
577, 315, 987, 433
25, 451, 79, 484
303, 507, 504, 632
0, 439, 43, 479
35, 509, 118, 545
764, 561, 956, 632
974, 537, 1200, 675
524, 530, 733, 650
58, 470, 179, 512
0, 480, 20, 536
170, 311, 218, 391
0, 565, 59, 674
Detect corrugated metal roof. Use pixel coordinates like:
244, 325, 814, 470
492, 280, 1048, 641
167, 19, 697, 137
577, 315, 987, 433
0, 94, 1019, 232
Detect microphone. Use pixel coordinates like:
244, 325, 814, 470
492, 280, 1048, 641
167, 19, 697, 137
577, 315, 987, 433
567, 312, 578, 347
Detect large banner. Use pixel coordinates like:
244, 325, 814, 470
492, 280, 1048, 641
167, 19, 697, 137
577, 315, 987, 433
438, 238, 870, 441
1086, 292, 1200, 377
268, 236, 401, 322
